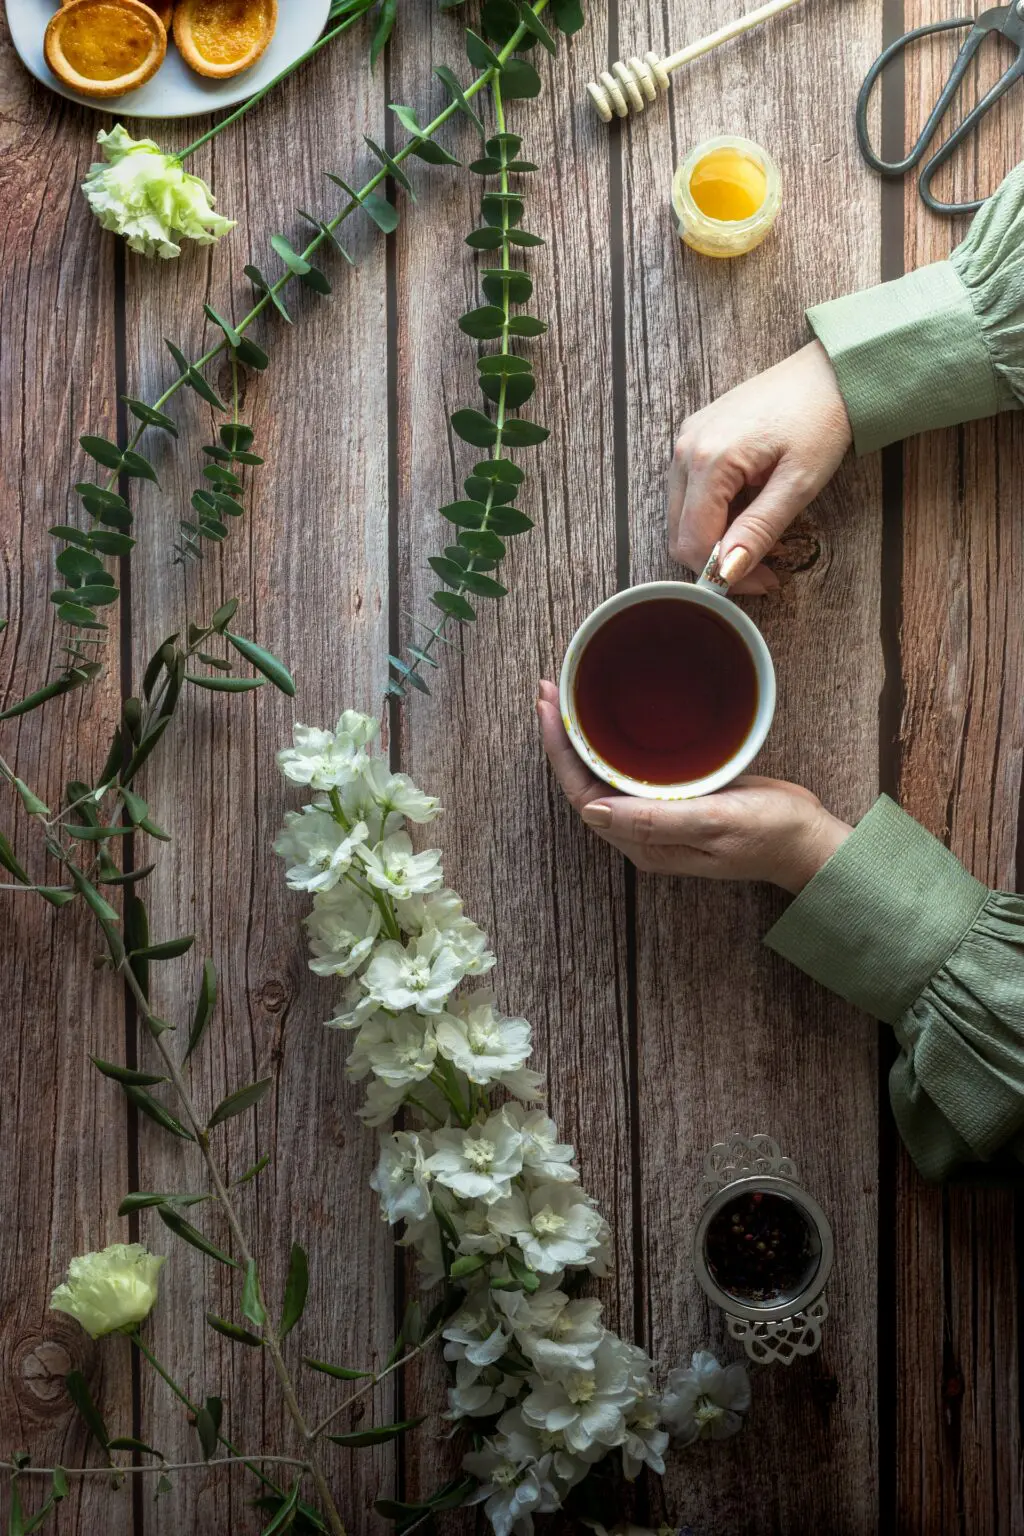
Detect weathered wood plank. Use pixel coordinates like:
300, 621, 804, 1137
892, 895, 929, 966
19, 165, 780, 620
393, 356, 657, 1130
898, 9, 1024, 1529
618, 0, 884, 1527
389, 7, 633, 1517
120, 35, 393, 1532
0, 32, 136, 1533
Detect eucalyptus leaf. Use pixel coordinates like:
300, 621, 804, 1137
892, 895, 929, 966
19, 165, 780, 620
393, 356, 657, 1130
486, 506, 535, 535
465, 227, 504, 249
550, 0, 585, 32
327, 1415, 425, 1448
187, 957, 217, 1060
117, 1191, 208, 1215
91, 1056, 167, 1087
280, 1243, 309, 1339
302, 1356, 373, 1381
127, 1088, 195, 1142
206, 1312, 263, 1347
121, 450, 158, 484
270, 234, 311, 276
260, 1480, 300, 1536
158, 1207, 236, 1264
364, 136, 415, 196
458, 305, 506, 340
474, 458, 525, 484
506, 314, 548, 336
194, 1405, 219, 1461
236, 337, 270, 370
234, 1152, 271, 1186
460, 570, 508, 598
106, 1436, 164, 1456
517, 1, 557, 52
207, 1076, 273, 1129
450, 409, 497, 447
131, 936, 195, 961
501, 417, 550, 446
124, 397, 179, 435
432, 590, 476, 622
224, 632, 295, 696
65, 1370, 109, 1450
481, 269, 532, 304
433, 64, 485, 136
186, 674, 266, 693
244, 264, 293, 323
185, 368, 227, 412
79, 435, 122, 470
242, 1259, 267, 1329
464, 27, 502, 69
500, 57, 543, 97
68, 865, 119, 923
370, 0, 396, 64
203, 304, 241, 348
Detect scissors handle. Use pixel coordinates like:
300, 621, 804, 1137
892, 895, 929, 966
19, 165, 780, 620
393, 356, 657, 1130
856, 8, 1024, 214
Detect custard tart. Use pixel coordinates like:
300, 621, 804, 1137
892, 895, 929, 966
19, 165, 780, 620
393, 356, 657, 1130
174, 0, 277, 79
62, 0, 175, 30
45, 0, 167, 99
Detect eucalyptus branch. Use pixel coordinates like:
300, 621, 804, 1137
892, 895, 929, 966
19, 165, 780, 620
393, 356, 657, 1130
1, 1456, 313, 1478
109, 948, 348, 1536
3, 3, 553, 727
309, 1327, 443, 1442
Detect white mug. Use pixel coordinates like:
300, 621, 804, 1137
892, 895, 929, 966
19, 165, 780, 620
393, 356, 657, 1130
558, 550, 776, 801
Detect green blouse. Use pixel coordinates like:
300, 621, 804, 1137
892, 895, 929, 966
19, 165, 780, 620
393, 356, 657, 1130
765, 163, 1024, 1182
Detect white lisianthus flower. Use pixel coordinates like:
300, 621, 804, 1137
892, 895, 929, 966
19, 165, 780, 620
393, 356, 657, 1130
274, 804, 368, 893
346, 1012, 436, 1087
362, 931, 466, 1015
357, 832, 443, 899
305, 885, 381, 978
443, 1302, 508, 1371
369, 1131, 433, 1225
51, 1242, 165, 1339
462, 1442, 562, 1536
503, 1103, 578, 1183
357, 1077, 410, 1128
660, 1350, 751, 1445
488, 1183, 605, 1273
277, 712, 377, 790
82, 125, 236, 258
521, 1334, 639, 1455
426, 1112, 524, 1203
434, 992, 532, 1085
495, 1289, 603, 1374
362, 760, 441, 823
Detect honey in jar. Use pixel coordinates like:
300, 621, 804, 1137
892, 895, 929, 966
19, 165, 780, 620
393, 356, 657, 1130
672, 136, 782, 258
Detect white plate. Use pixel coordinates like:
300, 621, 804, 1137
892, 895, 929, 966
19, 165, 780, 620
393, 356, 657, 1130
6, 0, 331, 119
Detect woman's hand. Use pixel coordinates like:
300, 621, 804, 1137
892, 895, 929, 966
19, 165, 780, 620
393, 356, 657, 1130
668, 341, 853, 595
537, 681, 851, 893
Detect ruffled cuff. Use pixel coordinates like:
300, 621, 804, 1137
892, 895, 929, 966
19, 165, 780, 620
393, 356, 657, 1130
890, 894, 1024, 1178
763, 796, 988, 1024
805, 161, 1024, 454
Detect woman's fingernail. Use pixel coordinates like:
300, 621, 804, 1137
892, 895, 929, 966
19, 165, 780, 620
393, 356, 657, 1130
582, 803, 612, 828
718, 546, 751, 585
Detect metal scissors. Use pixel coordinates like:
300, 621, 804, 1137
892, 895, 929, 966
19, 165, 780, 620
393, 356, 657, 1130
857, 3, 1024, 214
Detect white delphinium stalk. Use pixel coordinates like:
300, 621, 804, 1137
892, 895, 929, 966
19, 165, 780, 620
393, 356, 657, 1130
435, 992, 532, 1085
276, 711, 751, 1532
362, 929, 467, 1015
346, 1012, 437, 1088
488, 1183, 607, 1273
277, 712, 377, 789
369, 1131, 434, 1225
274, 802, 367, 893
357, 832, 443, 899
426, 1111, 524, 1203
304, 885, 381, 977
660, 1351, 752, 1445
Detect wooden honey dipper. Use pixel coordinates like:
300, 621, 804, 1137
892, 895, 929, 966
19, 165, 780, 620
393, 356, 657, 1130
586, 0, 805, 121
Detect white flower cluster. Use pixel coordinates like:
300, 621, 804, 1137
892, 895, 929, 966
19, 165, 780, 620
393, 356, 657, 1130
276, 712, 750, 1534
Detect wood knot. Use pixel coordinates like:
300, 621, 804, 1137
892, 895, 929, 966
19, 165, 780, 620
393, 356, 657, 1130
765, 512, 821, 578
14, 1323, 91, 1420
259, 977, 289, 1012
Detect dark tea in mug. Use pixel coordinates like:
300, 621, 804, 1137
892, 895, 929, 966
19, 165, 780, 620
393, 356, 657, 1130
573, 598, 759, 786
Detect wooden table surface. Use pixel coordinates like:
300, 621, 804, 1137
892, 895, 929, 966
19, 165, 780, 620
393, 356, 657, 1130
2, 1, 1022, 1531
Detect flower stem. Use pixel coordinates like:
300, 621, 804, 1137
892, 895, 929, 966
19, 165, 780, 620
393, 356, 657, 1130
173, 2, 376, 162
130, 1332, 292, 1500
308, 1327, 442, 1442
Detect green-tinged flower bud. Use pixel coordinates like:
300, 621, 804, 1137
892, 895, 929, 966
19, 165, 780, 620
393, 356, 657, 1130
50, 1242, 166, 1339
81, 125, 236, 259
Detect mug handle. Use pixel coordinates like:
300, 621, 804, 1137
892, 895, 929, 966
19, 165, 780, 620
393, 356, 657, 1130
695, 541, 731, 595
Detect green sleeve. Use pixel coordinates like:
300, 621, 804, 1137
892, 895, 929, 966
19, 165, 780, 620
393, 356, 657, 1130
764, 796, 1024, 1181
805, 162, 1024, 454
